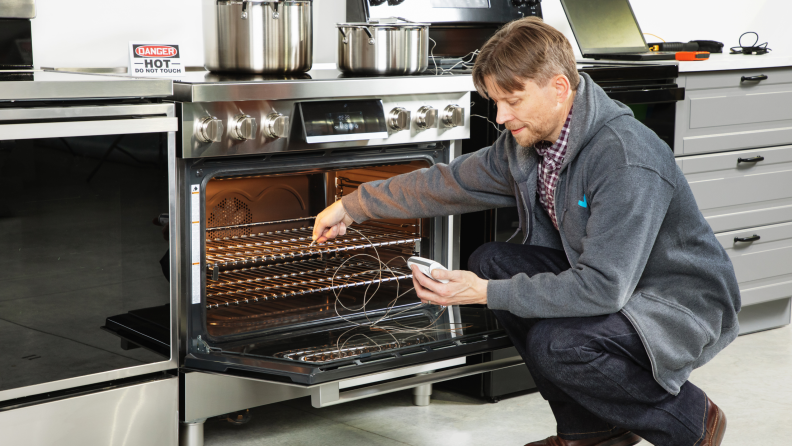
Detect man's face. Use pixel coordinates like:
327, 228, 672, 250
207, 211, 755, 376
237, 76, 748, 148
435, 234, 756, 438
485, 75, 567, 148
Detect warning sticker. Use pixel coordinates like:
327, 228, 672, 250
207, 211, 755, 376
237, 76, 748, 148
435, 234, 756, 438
129, 42, 184, 77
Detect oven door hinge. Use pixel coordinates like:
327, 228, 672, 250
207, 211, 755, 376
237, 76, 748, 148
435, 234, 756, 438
195, 335, 220, 354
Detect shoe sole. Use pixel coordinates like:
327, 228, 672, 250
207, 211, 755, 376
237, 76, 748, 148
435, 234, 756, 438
600, 432, 642, 446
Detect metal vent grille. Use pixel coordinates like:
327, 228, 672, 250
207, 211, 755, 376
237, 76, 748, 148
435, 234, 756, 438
208, 198, 253, 238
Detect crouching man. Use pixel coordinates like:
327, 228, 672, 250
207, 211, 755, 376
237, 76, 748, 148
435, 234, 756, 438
313, 17, 739, 446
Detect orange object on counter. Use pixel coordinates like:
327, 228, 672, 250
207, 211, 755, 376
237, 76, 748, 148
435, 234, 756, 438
676, 51, 710, 61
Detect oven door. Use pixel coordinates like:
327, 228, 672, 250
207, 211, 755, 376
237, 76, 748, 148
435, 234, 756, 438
603, 85, 685, 150
180, 144, 514, 385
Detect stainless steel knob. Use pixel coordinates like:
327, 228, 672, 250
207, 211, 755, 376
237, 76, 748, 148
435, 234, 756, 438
262, 113, 290, 139
230, 114, 257, 141
196, 116, 224, 143
441, 104, 465, 128
388, 107, 411, 131
415, 106, 438, 130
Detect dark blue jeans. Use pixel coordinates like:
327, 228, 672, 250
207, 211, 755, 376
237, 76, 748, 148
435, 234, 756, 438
469, 242, 709, 446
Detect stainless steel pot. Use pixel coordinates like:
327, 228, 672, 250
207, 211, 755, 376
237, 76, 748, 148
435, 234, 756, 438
337, 18, 430, 75
203, 0, 312, 74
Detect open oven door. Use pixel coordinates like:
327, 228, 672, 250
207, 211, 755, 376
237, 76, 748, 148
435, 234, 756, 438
104, 145, 518, 397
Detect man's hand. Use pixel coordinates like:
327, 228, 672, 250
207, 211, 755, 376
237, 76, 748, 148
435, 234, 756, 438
410, 265, 488, 306
313, 200, 355, 244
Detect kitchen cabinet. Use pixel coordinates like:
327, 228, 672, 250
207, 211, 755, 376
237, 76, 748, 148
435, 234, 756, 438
676, 66, 792, 334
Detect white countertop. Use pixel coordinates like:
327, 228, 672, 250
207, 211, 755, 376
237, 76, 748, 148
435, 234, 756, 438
578, 52, 792, 74
677, 52, 792, 72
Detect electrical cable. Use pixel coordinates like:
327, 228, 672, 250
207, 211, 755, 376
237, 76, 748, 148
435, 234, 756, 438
320, 225, 468, 360
643, 33, 665, 42
428, 37, 480, 76
730, 31, 771, 55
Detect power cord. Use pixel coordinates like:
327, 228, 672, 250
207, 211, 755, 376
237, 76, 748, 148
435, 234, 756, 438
730, 32, 771, 55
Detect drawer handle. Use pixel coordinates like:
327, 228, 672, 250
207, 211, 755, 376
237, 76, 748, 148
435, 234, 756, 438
741, 74, 768, 82
737, 156, 765, 164
734, 234, 760, 243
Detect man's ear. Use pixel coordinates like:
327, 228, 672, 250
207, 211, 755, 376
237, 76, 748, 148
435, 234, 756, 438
554, 74, 572, 105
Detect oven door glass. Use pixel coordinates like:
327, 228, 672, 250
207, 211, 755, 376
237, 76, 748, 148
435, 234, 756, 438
0, 135, 172, 395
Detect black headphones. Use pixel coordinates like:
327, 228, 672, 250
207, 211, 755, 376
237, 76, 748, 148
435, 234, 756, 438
730, 32, 771, 55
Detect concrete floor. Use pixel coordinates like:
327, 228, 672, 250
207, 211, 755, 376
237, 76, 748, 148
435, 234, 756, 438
204, 323, 792, 446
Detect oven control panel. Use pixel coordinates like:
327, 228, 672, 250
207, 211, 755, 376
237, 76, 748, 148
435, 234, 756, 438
181, 92, 471, 158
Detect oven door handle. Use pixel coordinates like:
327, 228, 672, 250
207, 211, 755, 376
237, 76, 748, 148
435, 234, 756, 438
0, 103, 177, 140
311, 355, 524, 408
605, 87, 686, 104
0, 117, 177, 140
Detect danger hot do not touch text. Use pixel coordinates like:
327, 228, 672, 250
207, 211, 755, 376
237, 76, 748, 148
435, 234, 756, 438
130, 43, 183, 75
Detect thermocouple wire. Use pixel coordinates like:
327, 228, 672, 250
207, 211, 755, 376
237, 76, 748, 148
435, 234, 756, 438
323, 226, 467, 360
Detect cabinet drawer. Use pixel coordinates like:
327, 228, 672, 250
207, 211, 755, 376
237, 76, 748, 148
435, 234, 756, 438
689, 89, 792, 129
685, 67, 792, 91
681, 145, 792, 232
718, 222, 792, 308
716, 222, 792, 307
675, 68, 792, 155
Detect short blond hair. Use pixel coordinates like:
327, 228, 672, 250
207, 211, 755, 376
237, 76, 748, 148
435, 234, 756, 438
472, 17, 580, 98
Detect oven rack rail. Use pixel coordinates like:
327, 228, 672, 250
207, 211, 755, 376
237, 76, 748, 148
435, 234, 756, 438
205, 224, 420, 269
205, 257, 413, 309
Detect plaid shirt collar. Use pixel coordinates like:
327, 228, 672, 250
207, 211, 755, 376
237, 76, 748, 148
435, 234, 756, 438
534, 107, 573, 168
534, 106, 573, 231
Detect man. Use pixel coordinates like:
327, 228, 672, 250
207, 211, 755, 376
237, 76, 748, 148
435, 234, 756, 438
313, 17, 739, 446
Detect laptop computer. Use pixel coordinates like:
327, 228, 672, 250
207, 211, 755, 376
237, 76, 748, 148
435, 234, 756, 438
560, 0, 676, 61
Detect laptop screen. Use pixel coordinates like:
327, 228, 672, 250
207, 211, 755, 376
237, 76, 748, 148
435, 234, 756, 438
560, 0, 648, 55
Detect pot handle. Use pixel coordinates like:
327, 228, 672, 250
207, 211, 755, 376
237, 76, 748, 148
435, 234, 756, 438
241, 1, 248, 19
337, 25, 375, 42
269, 1, 280, 19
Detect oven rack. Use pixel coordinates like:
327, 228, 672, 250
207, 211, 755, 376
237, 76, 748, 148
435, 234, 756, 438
273, 336, 429, 363
204, 257, 413, 309
205, 224, 420, 269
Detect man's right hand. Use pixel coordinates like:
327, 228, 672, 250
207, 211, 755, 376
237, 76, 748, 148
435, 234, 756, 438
312, 200, 355, 244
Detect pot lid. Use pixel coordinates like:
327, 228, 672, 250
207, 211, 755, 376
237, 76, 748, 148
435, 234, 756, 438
337, 17, 430, 27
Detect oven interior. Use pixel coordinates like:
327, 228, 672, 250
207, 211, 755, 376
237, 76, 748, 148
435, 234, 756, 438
199, 159, 474, 365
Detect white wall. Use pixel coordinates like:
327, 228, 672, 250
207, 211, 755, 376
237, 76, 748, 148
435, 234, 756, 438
30, 0, 790, 70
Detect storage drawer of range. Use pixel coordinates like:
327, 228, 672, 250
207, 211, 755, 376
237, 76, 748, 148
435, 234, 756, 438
679, 145, 792, 233
716, 221, 792, 307
677, 67, 792, 155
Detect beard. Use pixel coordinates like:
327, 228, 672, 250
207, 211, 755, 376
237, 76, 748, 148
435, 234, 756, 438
506, 110, 559, 148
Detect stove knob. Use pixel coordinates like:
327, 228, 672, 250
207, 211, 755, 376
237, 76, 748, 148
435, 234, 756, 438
229, 114, 258, 141
441, 104, 465, 128
415, 106, 438, 130
262, 113, 290, 139
196, 116, 224, 143
388, 107, 411, 131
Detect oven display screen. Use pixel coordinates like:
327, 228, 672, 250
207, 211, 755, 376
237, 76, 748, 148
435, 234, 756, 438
300, 99, 388, 143
327, 111, 364, 133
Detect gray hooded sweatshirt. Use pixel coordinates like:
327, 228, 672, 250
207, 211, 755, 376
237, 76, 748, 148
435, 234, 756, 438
342, 73, 741, 395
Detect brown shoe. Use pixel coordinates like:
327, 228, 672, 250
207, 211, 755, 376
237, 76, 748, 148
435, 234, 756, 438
525, 428, 642, 446
700, 397, 727, 446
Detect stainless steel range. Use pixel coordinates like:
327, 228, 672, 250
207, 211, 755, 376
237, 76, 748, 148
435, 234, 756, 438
100, 68, 525, 446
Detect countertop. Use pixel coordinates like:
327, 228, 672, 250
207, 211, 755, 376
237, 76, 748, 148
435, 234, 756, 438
0, 70, 172, 101
676, 52, 792, 72
579, 52, 792, 74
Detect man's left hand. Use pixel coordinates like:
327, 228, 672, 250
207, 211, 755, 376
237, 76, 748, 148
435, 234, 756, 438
410, 265, 488, 306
